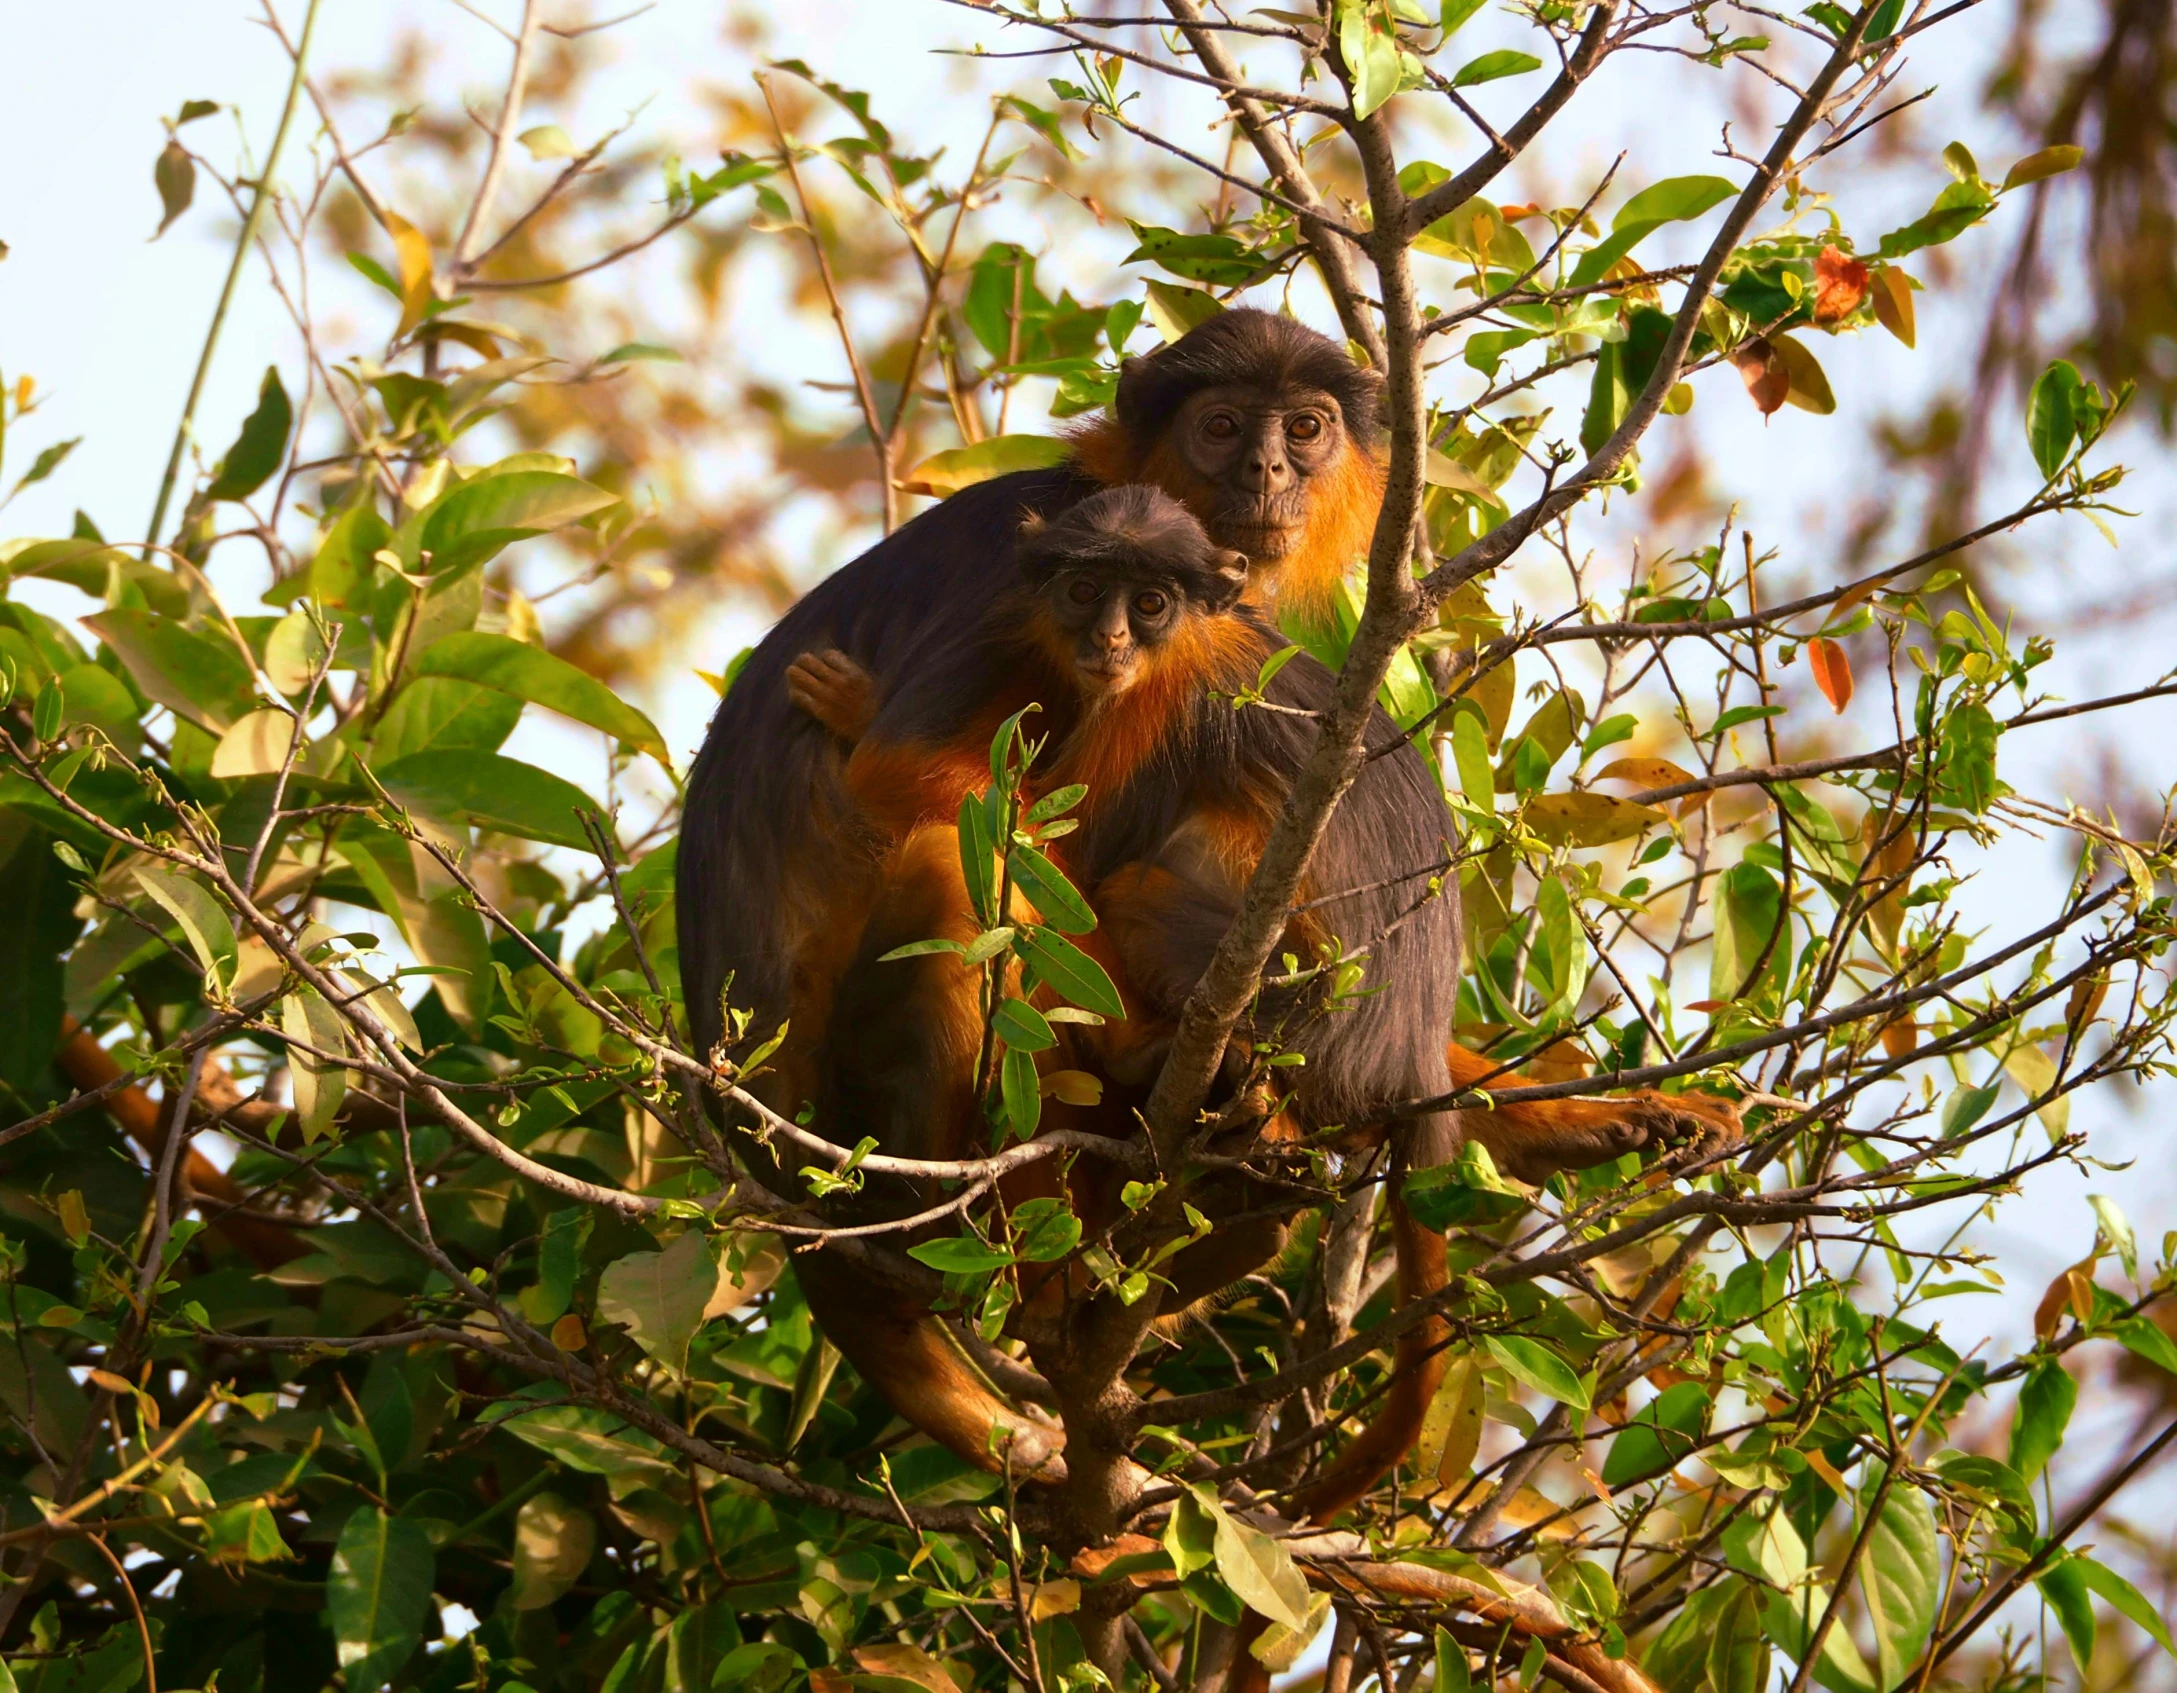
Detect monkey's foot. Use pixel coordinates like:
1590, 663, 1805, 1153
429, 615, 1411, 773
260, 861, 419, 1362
1620, 1091, 1743, 1168
786, 647, 879, 743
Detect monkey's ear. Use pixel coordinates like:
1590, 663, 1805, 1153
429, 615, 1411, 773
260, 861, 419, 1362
1017, 511, 1048, 537
1204, 549, 1250, 610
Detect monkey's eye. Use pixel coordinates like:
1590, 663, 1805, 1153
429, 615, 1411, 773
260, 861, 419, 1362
1287, 412, 1325, 442
1065, 578, 1102, 607
1202, 412, 1241, 440
1131, 590, 1169, 619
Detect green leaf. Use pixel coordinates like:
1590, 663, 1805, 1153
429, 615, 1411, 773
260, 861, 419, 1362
2112, 1313, 2177, 1378
596, 1231, 721, 1370
370, 677, 522, 762
1002, 1045, 1042, 1139
2036, 1556, 2096, 1673
376, 749, 603, 851
1875, 194, 1993, 260
2008, 1357, 2075, 1482
1015, 925, 1126, 1018
2, 537, 186, 616
1007, 842, 1095, 933
1706, 1582, 1769, 1693
1143, 279, 1223, 342
1934, 702, 1998, 813
2002, 144, 2085, 191
411, 630, 670, 768
1124, 222, 1282, 286
1212, 1501, 1311, 1629
957, 790, 998, 928
1939, 1082, 1999, 1138
83, 607, 256, 731
1856, 1476, 1939, 1689
281, 986, 348, 1142
133, 866, 238, 987
205, 367, 293, 502
1601, 1380, 1708, 1485
598, 341, 681, 364
992, 997, 1056, 1053
906, 1235, 1014, 1275
1450, 48, 1543, 86
518, 123, 579, 160
415, 470, 619, 576
2074, 1553, 2177, 1657
1011, 1197, 1082, 1263
2026, 359, 2082, 479
1165, 1484, 1218, 1578
1341, 4, 1416, 117
1441, 0, 1486, 29
1709, 860, 1784, 1007
154, 139, 196, 238
1614, 175, 1737, 231
490, 1404, 678, 1487
8, 436, 80, 500
510, 1492, 596, 1610
1451, 711, 1495, 810
328, 1509, 434, 1693
897, 434, 1068, 498
1484, 1335, 1589, 1410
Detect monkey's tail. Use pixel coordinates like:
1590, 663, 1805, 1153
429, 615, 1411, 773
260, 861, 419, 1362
1285, 1198, 1449, 1526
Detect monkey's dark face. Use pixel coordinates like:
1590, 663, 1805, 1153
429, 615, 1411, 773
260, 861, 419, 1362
1045, 569, 1195, 694
1169, 382, 1347, 561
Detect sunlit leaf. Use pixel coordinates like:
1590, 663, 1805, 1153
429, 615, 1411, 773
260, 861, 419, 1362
328, 1509, 433, 1693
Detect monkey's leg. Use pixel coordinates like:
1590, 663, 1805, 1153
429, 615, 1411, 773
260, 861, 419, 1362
809, 825, 1069, 1482
1445, 1040, 1742, 1185
793, 1249, 1066, 1481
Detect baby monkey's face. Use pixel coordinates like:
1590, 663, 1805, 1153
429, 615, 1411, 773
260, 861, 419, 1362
1047, 568, 1187, 693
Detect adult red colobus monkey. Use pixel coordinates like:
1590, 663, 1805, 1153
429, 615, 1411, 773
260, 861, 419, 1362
773, 489, 1737, 1517
679, 311, 1737, 1511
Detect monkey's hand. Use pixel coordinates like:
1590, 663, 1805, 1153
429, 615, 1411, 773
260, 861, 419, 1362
786, 647, 880, 744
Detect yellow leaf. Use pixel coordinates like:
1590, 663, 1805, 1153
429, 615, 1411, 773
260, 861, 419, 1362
1523, 791, 1664, 846
56, 1189, 89, 1245
2003, 1043, 2069, 1138
209, 709, 299, 778
851, 1643, 967, 1691
1415, 1353, 1485, 1483
1773, 334, 1836, 414
1027, 1578, 1080, 1621
1040, 1069, 1104, 1107
381, 207, 436, 339
897, 435, 1067, 497
1871, 267, 1916, 348
550, 1313, 587, 1351
1593, 756, 1698, 791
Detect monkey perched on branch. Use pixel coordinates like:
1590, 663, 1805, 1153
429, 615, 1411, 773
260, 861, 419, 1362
772, 487, 1737, 1518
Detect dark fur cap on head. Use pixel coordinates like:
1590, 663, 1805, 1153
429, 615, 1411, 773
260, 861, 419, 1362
1017, 485, 1248, 610
1113, 307, 1383, 450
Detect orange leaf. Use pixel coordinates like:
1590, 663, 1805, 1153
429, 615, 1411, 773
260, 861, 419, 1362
1871, 266, 1916, 348
2034, 1253, 2100, 1340
1808, 637, 1854, 713
1812, 244, 1869, 323
1880, 1018, 1918, 1059
1731, 338, 1788, 416
551, 1313, 587, 1351
380, 207, 437, 340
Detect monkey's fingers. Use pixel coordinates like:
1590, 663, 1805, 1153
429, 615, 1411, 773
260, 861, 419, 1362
786, 648, 880, 742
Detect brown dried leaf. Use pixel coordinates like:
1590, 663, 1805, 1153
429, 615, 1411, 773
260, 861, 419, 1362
1808, 637, 1854, 713
1732, 337, 1789, 416
1812, 244, 1869, 323
1524, 791, 1665, 846
2034, 1256, 2099, 1340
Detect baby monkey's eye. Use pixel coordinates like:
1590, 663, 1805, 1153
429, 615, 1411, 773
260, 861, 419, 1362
1065, 578, 1102, 607
1286, 412, 1324, 442
1131, 590, 1169, 618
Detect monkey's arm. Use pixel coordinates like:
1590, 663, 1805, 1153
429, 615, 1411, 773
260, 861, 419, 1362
1444, 1041, 1741, 1184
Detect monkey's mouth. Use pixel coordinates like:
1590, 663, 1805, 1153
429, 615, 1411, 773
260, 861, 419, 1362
1075, 652, 1139, 691
1214, 505, 1309, 561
